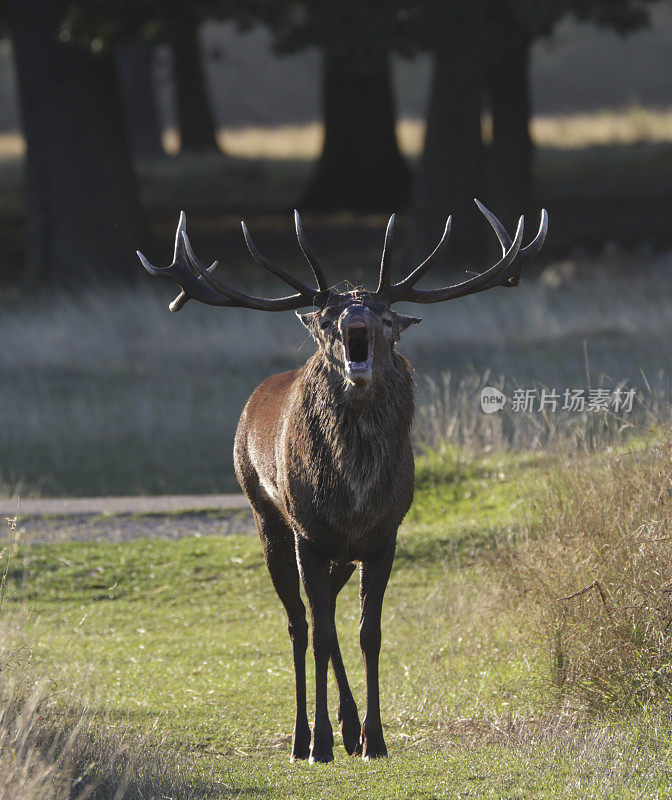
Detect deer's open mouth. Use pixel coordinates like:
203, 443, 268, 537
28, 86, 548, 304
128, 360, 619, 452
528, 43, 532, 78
343, 322, 372, 386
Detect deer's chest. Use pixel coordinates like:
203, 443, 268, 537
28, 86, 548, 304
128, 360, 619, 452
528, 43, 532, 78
280, 415, 412, 556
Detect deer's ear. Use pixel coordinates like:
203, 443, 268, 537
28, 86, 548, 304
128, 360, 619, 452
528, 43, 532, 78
396, 313, 422, 331
296, 310, 320, 333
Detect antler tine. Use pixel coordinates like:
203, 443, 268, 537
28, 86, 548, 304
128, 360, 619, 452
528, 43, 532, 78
139, 212, 323, 313
137, 209, 188, 280
183, 230, 318, 312
170, 260, 218, 312
387, 214, 525, 304
241, 220, 318, 296
386, 216, 452, 295
376, 214, 396, 293
138, 211, 240, 312
474, 198, 511, 253
517, 206, 548, 261
474, 201, 549, 288
294, 210, 329, 292
475, 198, 548, 260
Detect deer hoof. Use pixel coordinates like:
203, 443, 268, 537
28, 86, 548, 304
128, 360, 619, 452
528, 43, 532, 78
290, 746, 310, 762
290, 723, 311, 761
361, 729, 388, 760
309, 750, 334, 764
340, 717, 362, 756
309, 723, 334, 763
362, 746, 388, 760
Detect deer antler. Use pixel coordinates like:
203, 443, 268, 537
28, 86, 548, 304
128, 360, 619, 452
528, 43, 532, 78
139, 204, 547, 313
380, 200, 548, 304
138, 212, 329, 312
294, 210, 330, 292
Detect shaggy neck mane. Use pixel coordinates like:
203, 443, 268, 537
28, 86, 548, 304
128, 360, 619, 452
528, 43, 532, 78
298, 350, 415, 486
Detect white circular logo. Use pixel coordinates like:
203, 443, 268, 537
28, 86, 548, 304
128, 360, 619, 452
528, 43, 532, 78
480, 387, 506, 414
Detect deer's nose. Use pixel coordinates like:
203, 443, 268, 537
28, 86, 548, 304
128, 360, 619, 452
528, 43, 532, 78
339, 305, 370, 331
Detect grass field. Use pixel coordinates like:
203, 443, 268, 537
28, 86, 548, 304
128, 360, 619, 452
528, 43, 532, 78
3, 105, 672, 797
3, 439, 672, 798
2, 269, 672, 795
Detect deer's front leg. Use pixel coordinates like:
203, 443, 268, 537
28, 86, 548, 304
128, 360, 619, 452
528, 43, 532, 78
329, 562, 362, 756
296, 536, 336, 763
359, 539, 396, 759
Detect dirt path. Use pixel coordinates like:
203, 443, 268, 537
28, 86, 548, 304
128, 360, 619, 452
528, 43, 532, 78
0, 495, 255, 545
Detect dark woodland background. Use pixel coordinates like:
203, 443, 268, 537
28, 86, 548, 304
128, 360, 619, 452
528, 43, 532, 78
3, 0, 672, 498
1, 0, 672, 289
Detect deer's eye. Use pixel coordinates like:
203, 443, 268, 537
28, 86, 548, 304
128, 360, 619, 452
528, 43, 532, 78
320, 318, 332, 330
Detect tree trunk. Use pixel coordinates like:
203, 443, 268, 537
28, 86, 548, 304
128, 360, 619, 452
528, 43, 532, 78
7, 0, 145, 285
115, 40, 165, 160
488, 38, 534, 229
411, 51, 486, 272
170, 17, 220, 154
301, 51, 410, 212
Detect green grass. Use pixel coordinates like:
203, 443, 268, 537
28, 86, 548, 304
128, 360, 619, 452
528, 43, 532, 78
5, 449, 672, 797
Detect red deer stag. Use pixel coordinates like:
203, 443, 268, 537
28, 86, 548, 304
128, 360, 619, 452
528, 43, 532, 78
138, 202, 547, 762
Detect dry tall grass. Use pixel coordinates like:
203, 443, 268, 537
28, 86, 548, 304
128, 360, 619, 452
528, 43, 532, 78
3, 265, 672, 497
0, 519, 233, 800
502, 438, 672, 712
0, 663, 235, 799
0, 680, 74, 800
415, 369, 672, 455
0, 616, 235, 799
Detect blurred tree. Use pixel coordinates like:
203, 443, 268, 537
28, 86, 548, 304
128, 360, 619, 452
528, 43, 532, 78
115, 39, 166, 159
64, 0, 228, 155
6, 0, 145, 284
413, 49, 487, 264
406, 0, 661, 267
262, 1, 411, 211
301, 48, 410, 211
488, 36, 534, 230
485, 0, 661, 233
404, 3, 489, 264
484, 3, 561, 231
169, 9, 220, 154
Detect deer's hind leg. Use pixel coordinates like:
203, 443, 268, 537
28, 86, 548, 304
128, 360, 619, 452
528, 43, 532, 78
329, 562, 362, 755
252, 505, 311, 762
